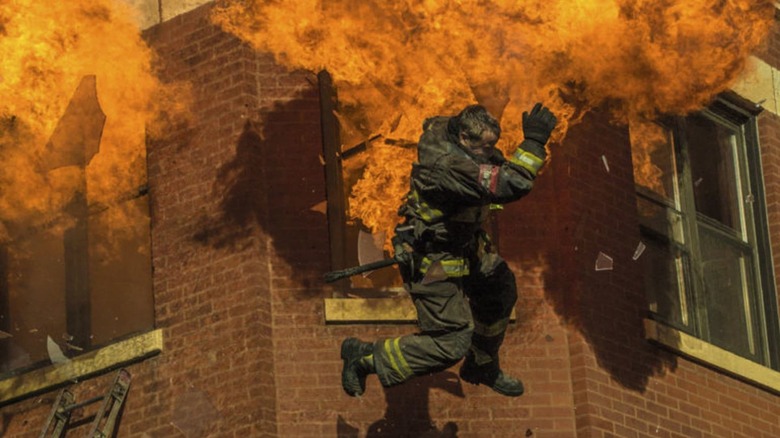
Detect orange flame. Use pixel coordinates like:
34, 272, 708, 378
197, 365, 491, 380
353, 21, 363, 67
629, 119, 672, 199
213, 0, 774, 240
0, 0, 188, 247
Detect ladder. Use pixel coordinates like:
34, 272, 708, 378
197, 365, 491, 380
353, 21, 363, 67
39, 369, 131, 438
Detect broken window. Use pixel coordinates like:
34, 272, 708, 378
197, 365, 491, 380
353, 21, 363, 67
318, 71, 406, 297
319, 73, 502, 297
630, 98, 779, 369
0, 76, 154, 377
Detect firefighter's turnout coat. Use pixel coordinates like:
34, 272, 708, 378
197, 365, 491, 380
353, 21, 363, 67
373, 115, 546, 387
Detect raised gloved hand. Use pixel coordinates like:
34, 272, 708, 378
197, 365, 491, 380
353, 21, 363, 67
522, 103, 557, 145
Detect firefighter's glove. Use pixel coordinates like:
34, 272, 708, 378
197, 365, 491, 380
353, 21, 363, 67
522, 103, 557, 145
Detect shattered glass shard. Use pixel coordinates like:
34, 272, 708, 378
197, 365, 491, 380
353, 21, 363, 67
310, 200, 327, 214
595, 252, 614, 271
47, 335, 70, 365
171, 387, 220, 437
632, 242, 646, 261
43, 75, 106, 171
66, 343, 84, 352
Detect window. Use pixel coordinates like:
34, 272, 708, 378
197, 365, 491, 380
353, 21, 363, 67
631, 97, 779, 369
318, 71, 406, 297
318, 71, 502, 322
0, 76, 155, 379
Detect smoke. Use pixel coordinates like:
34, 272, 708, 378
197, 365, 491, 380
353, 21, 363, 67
212, 0, 774, 237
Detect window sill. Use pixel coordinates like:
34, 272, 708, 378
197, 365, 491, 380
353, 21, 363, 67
0, 329, 163, 406
325, 297, 418, 323
644, 319, 780, 394
324, 297, 516, 324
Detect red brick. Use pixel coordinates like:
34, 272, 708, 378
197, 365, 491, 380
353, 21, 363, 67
4, 5, 780, 438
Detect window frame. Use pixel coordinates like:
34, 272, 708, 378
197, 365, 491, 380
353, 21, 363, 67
635, 96, 780, 371
318, 70, 413, 322
317, 71, 507, 323
0, 75, 159, 396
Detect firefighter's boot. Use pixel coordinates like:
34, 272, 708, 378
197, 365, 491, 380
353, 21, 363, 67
459, 352, 524, 397
341, 338, 376, 397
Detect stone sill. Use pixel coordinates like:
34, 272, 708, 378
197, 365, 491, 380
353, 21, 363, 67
324, 297, 515, 324
644, 319, 780, 395
0, 329, 163, 406
324, 297, 418, 323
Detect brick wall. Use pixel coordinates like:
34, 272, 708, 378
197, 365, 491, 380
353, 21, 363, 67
3, 3, 780, 438
758, 20, 780, 306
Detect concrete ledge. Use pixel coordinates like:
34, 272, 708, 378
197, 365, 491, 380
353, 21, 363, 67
0, 329, 163, 406
325, 298, 418, 323
325, 297, 516, 324
644, 319, 780, 394
732, 56, 778, 115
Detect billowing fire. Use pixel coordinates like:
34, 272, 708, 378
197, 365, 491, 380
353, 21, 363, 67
213, 0, 774, 242
0, 0, 186, 249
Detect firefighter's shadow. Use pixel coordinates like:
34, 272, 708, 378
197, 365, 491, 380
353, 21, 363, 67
193, 118, 266, 249
338, 372, 462, 438
526, 107, 678, 393
193, 91, 329, 288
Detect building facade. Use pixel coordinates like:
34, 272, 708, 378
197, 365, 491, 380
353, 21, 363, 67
1, 2, 780, 437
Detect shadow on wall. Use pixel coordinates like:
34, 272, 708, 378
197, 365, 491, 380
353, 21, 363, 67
193, 76, 675, 398
508, 107, 677, 393
194, 89, 329, 291
337, 371, 462, 438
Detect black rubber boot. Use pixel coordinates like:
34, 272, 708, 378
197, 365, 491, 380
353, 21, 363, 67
459, 353, 524, 397
341, 338, 375, 397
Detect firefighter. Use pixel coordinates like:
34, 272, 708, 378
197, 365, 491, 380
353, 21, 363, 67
341, 102, 557, 397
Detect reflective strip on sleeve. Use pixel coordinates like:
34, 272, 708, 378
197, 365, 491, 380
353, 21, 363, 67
419, 257, 470, 277
383, 338, 413, 379
409, 190, 445, 222
510, 148, 545, 176
478, 164, 500, 194
473, 317, 510, 337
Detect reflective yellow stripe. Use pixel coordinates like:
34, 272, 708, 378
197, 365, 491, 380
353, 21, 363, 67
383, 339, 401, 376
419, 257, 470, 277
410, 190, 444, 222
510, 148, 545, 176
474, 318, 510, 337
489, 204, 504, 210
383, 338, 412, 379
393, 338, 412, 378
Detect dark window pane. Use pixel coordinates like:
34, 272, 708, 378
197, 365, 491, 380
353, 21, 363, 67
89, 196, 154, 347
636, 197, 685, 245
0, 233, 68, 373
698, 225, 757, 360
642, 236, 690, 330
685, 114, 743, 233
0, 195, 153, 376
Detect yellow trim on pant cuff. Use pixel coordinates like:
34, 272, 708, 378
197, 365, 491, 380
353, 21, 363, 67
474, 318, 510, 337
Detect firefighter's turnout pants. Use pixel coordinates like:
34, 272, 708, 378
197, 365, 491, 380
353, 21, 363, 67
373, 251, 517, 387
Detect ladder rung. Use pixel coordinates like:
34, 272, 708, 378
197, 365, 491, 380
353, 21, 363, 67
38, 369, 132, 438
59, 395, 104, 414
